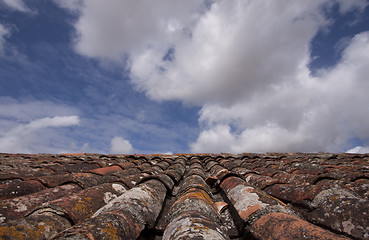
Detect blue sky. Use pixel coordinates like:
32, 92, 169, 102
0, 0, 369, 154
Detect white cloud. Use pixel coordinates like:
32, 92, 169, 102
0, 116, 80, 153
190, 125, 235, 153
9, 116, 79, 135
346, 146, 369, 154
0, 97, 80, 121
1, 0, 30, 12
191, 31, 369, 153
63, 0, 204, 60
130, 0, 329, 104
64, 0, 369, 153
110, 136, 133, 154
0, 24, 9, 53
191, 124, 310, 153
0, 98, 87, 153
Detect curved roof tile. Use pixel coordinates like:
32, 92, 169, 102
0, 152, 368, 239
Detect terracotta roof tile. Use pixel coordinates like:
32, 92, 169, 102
116, 162, 136, 170
54, 179, 167, 239
0, 152, 368, 239
0, 180, 46, 200
35, 182, 127, 224
250, 212, 348, 240
0, 184, 81, 223
164, 167, 228, 239
88, 165, 124, 176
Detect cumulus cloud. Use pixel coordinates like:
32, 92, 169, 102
192, 31, 369, 153
110, 136, 133, 154
63, 0, 369, 153
0, 116, 80, 153
59, 0, 204, 59
190, 124, 309, 153
0, 0, 31, 12
130, 1, 329, 104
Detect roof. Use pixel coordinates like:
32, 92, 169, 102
0, 152, 368, 239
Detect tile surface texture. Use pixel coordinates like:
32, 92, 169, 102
0, 152, 368, 239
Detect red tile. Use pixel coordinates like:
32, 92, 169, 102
305, 188, 369, 239
164, 186, 228, 239
116, 162, 136, 169
163, 212, 230, 240
54, 179, 167, 239
0, 211, 72, 239
250, 212, 348, 240
40, 182, 127, 223
220, 176, 284, 221
0, 183, 81, 223
0, 152, 367, 240
0, 180, 45, 200
89, 165, 123, 176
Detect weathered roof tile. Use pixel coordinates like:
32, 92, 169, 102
0, 180, 45, 200
88, 165, 123, 176
0, 183, 81, 223
250, 212, 349, 240
0, 152, 368, 239
54, 179, 167, 239
164, 174, 229, 240
35, 182, 127, 224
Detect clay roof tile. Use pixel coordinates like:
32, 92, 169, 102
0, 152, 367, 239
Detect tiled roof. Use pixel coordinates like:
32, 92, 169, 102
0, 152, 368, 239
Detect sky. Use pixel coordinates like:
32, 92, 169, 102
0, 0, 369, 154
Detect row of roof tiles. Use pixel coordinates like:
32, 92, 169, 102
0, 152, 368, 239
